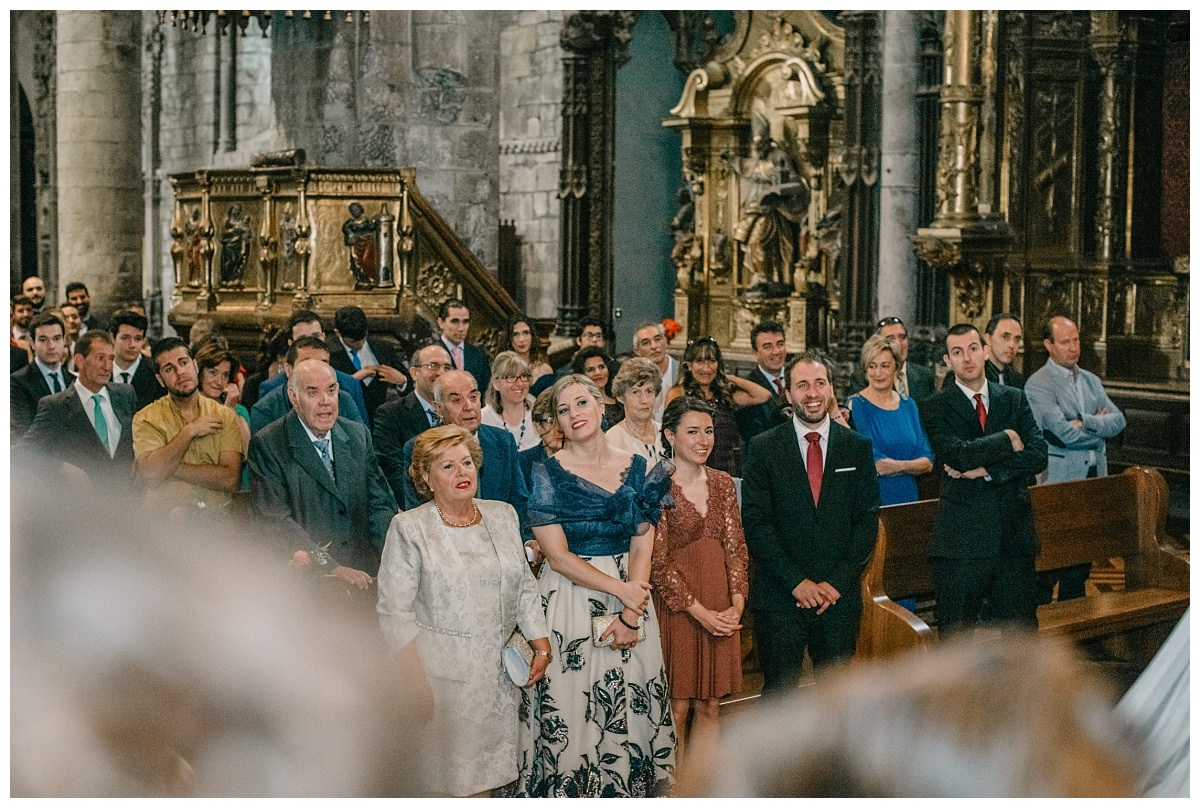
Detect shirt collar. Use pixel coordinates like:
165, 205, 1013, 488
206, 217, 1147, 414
73, 378, 110, 405
297, 415, 332, 443
954, 377, 988, 408
115, 354, 142, 376
792, 412, 830, 445
1044, 359, 1078, 381
35, 358, 63, 377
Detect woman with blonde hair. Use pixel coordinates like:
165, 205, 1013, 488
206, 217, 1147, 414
377, 424, 551, 796
845, 334, 933, 505
607, 357, 665, 466
481, 351, 541, 451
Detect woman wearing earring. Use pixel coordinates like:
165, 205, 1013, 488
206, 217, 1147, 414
571, 345, 624, 428
377, 425, 550, 796
652, 396, 748, 765
664, 336, 772, 478
512, 374, 676, 797
481, 351, 541, 451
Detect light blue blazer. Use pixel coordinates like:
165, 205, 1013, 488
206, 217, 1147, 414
1024, 359, 1126, 483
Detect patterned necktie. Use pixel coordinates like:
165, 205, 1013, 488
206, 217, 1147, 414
426, 407, 440, 427
974, 393, 987, 431
453, 344, 464, 370
805, 431, 822, 506
49, 371, 61, 393
91, 394, 110, 454
897, 368, 909, 398
774, 376, 785, 397
314, 437, 334, 479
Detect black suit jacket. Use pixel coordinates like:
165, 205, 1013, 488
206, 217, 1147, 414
735, 366, 789, 441
742, 420, 880, 613
21, 383, 136, 487
326, 336, 411, 427
373, 392, 438, 502
442, 337, 491, 392
11, 363, 76, 440
113, 359, 166, 413
248, 411, 397, 575
918, 382, 1047, 559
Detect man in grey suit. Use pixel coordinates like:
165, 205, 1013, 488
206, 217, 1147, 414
1024, 314, 1126, 602
919, 324, 1048, 636
249, 336, 366, 434
22, 330, 136, 490
248, 358, 397, 590
11, 313, 75, 440
742, 351, 880, 695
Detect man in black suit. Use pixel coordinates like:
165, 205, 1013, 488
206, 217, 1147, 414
11, 313, 75, 440
22, 330, 136, 490
109, 309, 165, 412
849, 315, 936, 401
742, 351, 880, 696
326, 305, 410, 427
373, 341, 453, 501
248, 358, 398, 589
395, 370, 527, 525
918, 323, 1047, 637
65, 281, 109, 335
736, 319, 790, 441
941, 311, 1026, 391
437, 297, 491, 392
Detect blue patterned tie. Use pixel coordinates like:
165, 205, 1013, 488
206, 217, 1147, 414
314, 437, 334, 479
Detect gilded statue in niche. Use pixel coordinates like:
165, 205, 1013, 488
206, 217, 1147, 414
342, 201, 380, 289
728, 113, 810, 297
184, 205, 204, 287
670, 184, 701, 288
218, 203, 252, 287
279, 202, 300, 291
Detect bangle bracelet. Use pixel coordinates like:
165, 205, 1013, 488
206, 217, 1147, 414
618, 614, 640, 631
532, 649, 551, 659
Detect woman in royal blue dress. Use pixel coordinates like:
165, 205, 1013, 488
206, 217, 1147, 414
511, 373, 676, 797
846, 334, 934, 505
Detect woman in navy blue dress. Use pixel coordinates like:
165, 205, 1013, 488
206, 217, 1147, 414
845, 334, 934, 505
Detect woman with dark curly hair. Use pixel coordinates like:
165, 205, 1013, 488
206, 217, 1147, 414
504, 311, 553, 387
664, 336, 771, 477
570, 345, 623, 428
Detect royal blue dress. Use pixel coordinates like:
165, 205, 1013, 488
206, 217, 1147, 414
846, 393, 934, 505
510, 452, 676, 797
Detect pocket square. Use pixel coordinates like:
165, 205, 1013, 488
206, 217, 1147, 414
834, 466, 856, 472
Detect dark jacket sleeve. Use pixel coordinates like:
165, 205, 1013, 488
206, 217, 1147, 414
741, 434, 808, 598
826, 434, 881, 598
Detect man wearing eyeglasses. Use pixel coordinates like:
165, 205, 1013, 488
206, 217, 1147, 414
850, 316, 936, 402
373, 342, 454, 500
554, 315, 608, 383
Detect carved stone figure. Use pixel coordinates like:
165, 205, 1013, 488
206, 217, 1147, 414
185, 206, 204, 287
219, 203, 252, 287
730, 114, 810, 296
670, 184, 700, 289
342, 202, 380, 289
279, 203, 299, 291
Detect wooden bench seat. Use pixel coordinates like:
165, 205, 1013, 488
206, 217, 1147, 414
856, 466, 1190, 664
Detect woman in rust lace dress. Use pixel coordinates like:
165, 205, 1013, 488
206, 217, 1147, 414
651, 396, 749, 764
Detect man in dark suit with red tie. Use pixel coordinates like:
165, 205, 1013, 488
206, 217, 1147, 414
736, 319, 790, 441
742, 351, 880, 696
919, 323, 1047, 637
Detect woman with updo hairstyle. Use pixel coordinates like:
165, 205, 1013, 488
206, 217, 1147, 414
651, 396, 748, 765
664, 336, 772, 477
608, 356, 665, 466
377, 424, 551, 796
570, 345, 623, 428
481, 351, 540, 451
844, 334, 934, 505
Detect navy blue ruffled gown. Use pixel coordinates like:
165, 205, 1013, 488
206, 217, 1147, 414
511, 453, 676, 797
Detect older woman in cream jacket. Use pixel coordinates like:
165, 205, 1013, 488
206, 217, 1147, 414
377, 425, 550, 797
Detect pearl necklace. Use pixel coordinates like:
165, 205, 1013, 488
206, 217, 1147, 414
435, 500, 480, 528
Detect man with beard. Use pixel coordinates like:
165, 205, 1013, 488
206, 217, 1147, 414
741, 351, 880, 695
132, 337, 243, 517
65, 281, 109, 334
21, 275, 46, 314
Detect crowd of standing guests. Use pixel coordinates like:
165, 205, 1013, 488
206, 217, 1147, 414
13, 283, 1132, 797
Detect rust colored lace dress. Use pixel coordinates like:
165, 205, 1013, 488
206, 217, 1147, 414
651, 468, 749, 699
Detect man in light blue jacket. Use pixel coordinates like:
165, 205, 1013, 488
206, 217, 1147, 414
1025, 314, 1126, 602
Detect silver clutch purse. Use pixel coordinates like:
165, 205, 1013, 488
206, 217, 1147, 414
503, 628, 533, 686
591, 613, 646, 647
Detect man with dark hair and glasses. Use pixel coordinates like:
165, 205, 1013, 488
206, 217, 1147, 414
850, 316, 936, 402
372, 341, 455, 501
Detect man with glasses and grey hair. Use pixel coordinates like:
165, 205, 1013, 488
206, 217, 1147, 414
849, 315, 936, 402
372, 341, 454, 500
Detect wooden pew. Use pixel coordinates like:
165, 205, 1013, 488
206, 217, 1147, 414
856, 466, 1190, 664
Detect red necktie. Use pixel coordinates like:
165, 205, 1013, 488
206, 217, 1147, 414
974, 393, 987, 431
805, 431, 822, 505
774, 376, 785, 397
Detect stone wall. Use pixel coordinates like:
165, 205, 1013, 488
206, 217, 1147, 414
498, 11, 565, 319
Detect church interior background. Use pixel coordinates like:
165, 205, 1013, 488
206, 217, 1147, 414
9, 10, 1190, 530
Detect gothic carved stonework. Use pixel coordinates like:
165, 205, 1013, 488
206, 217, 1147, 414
1032, 11, 1086, 41
1091, 13, 1133, 263
1002, 12, 1027, 219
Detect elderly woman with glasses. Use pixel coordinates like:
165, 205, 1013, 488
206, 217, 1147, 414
481, 351, 541, 451
664, 336, 772, 477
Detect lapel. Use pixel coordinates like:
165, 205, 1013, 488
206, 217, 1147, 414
774, 421, 817, 509
946, 384, 985, 436
750, 367, 784, 404
330, 419, 360, 501
62, 389, 111, 458
984, 381, 1011, 434
286, 412, 344, 502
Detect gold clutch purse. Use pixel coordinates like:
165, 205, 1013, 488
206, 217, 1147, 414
591, 613, 646, 647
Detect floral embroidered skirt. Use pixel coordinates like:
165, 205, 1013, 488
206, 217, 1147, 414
506, 552, 676, 797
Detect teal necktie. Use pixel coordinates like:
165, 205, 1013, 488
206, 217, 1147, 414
92, 394, 110, 454
349, 350, 362, 371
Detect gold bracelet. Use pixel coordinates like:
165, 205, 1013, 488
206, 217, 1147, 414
532, 649, 551, 660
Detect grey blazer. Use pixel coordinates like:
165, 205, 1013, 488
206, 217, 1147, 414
1024, 359, 1126, 483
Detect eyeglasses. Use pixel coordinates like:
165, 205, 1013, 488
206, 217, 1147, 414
876, 316, 905, 329
579, 330, 605, 342
416, 362, 454, 371
500, 373, 532, 383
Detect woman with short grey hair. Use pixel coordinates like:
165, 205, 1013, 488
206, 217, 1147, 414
608, 357, 665, 466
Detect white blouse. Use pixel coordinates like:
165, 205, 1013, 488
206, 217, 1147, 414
480, 404, 541, 451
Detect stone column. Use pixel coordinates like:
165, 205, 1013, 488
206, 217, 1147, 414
56, 11, 143, 311
876, 10, 920, 325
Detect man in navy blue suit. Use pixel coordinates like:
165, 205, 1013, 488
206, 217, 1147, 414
395, 370, 527, 532
437, 298, 491, 393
